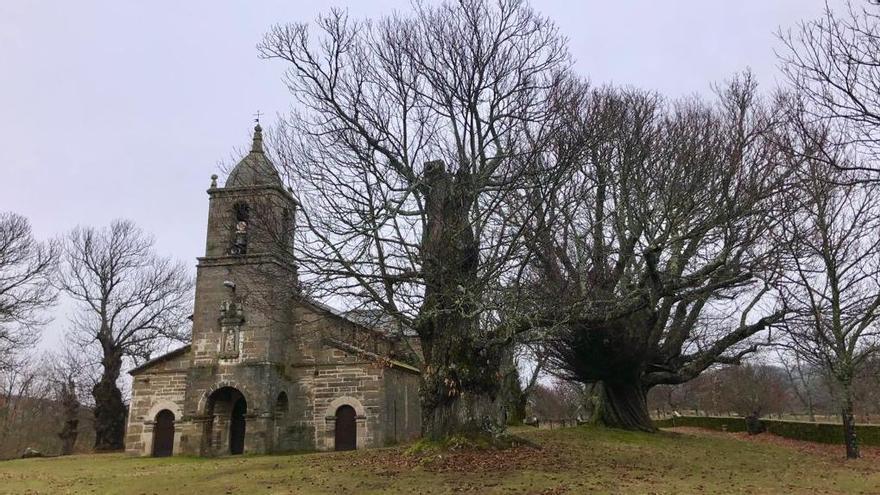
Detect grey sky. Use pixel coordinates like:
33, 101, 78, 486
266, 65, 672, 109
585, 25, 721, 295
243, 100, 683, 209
0, 0, 836, 351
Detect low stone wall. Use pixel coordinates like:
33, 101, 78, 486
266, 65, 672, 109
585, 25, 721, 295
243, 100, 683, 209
656, 416, 880, 446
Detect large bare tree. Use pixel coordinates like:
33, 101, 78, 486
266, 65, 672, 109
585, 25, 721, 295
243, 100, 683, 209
58, 220, 193, 450
0, 212, 58, 372
523, 76, 789, 431
775, 125, 880, 458
258, 0, 570, 439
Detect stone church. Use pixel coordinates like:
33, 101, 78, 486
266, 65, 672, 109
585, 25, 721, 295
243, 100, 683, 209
124, 123, 421, 457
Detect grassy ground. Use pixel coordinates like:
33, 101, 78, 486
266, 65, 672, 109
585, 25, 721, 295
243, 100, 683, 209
1, 426, 878, 494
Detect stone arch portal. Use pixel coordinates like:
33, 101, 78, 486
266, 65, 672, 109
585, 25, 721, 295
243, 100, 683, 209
204, 386, 248, 455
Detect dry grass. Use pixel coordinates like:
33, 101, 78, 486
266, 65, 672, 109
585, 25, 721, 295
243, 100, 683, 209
1, 426, 879, 494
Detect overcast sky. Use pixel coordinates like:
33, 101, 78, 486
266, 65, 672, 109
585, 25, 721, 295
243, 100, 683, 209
0, 0, 840, 352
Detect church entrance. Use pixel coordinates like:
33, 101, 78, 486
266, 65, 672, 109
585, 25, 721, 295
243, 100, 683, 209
204, 386, 247, 456
230, 398, 247, 455
334, 405, 357, 451
152, 409, 175, 457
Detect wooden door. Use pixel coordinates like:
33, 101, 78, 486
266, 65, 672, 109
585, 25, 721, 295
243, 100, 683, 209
152, 410, 175, 457
334, 405, 357, 451
229, 398, 247, 455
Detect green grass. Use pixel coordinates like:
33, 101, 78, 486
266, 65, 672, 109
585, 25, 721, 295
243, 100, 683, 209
1, 427, 878, 494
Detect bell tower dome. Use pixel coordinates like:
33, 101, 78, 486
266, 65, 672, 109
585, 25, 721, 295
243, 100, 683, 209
224, 123, 283, 188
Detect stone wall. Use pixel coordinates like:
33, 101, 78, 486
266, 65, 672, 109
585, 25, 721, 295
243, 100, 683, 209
312, 360, 383, 450
125, 348, 190, 456
289, 300, 422, 450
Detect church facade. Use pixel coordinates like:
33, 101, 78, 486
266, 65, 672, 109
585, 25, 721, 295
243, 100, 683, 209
124, 124, 421, 457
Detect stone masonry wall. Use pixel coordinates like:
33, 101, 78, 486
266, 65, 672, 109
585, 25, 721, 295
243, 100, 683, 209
125, 349, 190, 456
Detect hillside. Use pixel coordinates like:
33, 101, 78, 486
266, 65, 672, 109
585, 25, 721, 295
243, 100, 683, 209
1, 426, 878, 494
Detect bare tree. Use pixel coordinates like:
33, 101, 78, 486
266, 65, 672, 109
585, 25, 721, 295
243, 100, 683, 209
47, 347, 92, 455
524, 76, 789, 431
499, 337, 549, 424
779, 1, 880, 173
0, 212, 58, 371
776, 348, 821, 421
852, 355, 880, 422
712, 362, 792, 418
258, 0, 570, 439
775, 138, 880, 458
0, 355, 53, 459
58, 220, 193, 451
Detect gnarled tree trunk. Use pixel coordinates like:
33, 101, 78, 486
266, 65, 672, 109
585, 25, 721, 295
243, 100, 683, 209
418, 162, 502, 441
600, 379, 656, 432
93, 351, 125, 451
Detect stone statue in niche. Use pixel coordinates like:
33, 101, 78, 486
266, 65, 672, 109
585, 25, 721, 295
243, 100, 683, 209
219, 300, 245, 359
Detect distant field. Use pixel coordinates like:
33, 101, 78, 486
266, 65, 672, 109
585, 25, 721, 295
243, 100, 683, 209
1, 426, 878, 494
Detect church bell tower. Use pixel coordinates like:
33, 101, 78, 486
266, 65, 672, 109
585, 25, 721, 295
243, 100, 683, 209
181, 121, 298, 455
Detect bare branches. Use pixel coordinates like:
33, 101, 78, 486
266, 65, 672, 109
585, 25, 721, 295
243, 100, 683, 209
261, 0, 570, 324
779, 1, 880, 171
58, 220, 193, 362
517, 75, 790, 429
260, 0, 573, 438
774, 144, 880, 382
0, 212, 58, 372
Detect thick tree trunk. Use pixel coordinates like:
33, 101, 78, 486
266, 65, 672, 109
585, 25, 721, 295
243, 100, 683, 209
599, 379, 656, 432
421, 387, 500, 440
93, 352, 126, 451
417, 161, 501, 441
419, 324, 504, 440
841, 394, 860, 459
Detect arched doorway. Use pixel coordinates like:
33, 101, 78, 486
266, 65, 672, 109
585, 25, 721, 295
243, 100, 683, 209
152, 409, 175, 457
334, 405, 357, 451
204, 386, 247, 456
229, 398, 247, 455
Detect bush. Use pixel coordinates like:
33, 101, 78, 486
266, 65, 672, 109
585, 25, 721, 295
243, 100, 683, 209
656, 416, 880, 446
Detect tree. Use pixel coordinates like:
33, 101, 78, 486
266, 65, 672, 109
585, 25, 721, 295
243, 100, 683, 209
775, 135, 880, 458
499, 338, 549, 424
524, 76, 788, 431
58, 220, 193, 451
712, 362, 791, 418
258, 0, 570, 440
0, 355, 50, 458
0, 212, 58, 372
779, 1, 880, 174
47, 348, 91, 455
776, 348, 822, 421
